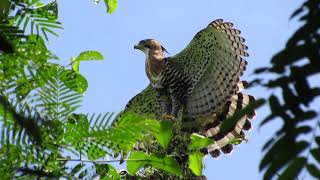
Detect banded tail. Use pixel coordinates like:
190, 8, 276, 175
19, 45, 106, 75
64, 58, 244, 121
201, 81, 256, 157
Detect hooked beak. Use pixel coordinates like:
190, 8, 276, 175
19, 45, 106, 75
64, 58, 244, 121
134, 44, 141, 50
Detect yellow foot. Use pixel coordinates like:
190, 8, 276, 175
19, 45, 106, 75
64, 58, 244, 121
161, 114, 176, 120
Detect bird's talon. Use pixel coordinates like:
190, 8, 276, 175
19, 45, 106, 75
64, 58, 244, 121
161, 114, 176, 120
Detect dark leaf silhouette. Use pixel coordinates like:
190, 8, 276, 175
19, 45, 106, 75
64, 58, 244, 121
255, 0, 320, 179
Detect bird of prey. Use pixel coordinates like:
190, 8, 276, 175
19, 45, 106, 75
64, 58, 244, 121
124, 19, 255, 157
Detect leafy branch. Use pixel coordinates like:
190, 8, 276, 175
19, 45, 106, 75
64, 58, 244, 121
254, 1, 320, 179
14, 0, 62, 41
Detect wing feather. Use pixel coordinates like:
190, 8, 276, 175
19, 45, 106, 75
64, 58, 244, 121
169, 19, 249, 117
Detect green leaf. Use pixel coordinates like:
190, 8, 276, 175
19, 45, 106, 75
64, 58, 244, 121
278, 157, 306, 180
0, 0, 10, 19
60, 70, 88, 94
188, 133, 213, 151
221, 99, 265, 133
315, 136, 320, 146
127, 152, 148, 175
96, 164, 121, 180
87, 145, 106, 160
306, 164, 320, 178
70, 163, 85, 175
127, 152, 182, 176
148, 154, 182, 176
261, 140, 309, 180
76, 51, 104, 61
227, 137, 244, 145
153, 121, 172, 149
34, 1, 59, 20
72, 51, 104, 72
107, 113, 164, 154
71, 58, 80, 72
104, 0, 118, 14
15, 78, 35, 100
188, 152, 204, 176
311, 148, 320, 162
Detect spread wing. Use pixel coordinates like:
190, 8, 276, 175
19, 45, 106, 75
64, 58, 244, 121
169, 19, 249, 118
119, 85, 162, 118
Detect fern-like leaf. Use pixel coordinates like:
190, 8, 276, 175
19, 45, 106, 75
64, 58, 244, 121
14, 0, 62, 41
34, 66, 83, 122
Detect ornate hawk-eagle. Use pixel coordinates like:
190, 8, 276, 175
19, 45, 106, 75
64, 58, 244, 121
125, 19, 255, 157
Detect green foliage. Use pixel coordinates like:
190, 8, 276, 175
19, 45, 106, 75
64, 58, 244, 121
96, 164, 121, 180
0, 0, 10, 19
278, 157, 306, 180
60, 112, 177, 178
220, 99, 265, 133
255, 0, 320, 179
0, 61, 87, 178
306, 163, 320, 178
104, 0, 118, 14
1, 0, 194, 179
93, 0, 118, 14
71, 50, 104, 72
15, 1, 62, 41
35, 66, 83, 121
188, 152, 204, 176
188, 133, 213, 151
186, 133, 213, 176
0, 95, 42, 144
127, 151, 182, 176
60, 69, 88, 94
0, 0, 125, 178
152, 120, 173, 149
127, 151, 149, 174
111, 113, 172, 155
0, 0, 62, 43
227, 137, 243, 145
64, 112, 162, 160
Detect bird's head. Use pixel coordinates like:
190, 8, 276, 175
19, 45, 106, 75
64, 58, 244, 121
134, 39, 168, 55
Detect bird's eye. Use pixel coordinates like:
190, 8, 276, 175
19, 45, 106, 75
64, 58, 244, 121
139, 40, 146, 44
145, 44, 152, 49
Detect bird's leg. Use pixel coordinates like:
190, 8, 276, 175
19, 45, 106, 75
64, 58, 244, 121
157, 90, 175, 120
169, 88, 189, 120
160, 95, 181, 121
170, 97, 181, 119
166, 93, 186, 120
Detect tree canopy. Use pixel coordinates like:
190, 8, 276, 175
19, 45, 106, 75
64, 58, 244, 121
0, 0, 319, 179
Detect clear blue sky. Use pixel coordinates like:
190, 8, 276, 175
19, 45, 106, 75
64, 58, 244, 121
49, 0, 303, 179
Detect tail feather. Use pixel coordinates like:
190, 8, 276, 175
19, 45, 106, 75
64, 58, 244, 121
201, 81, 256, 157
